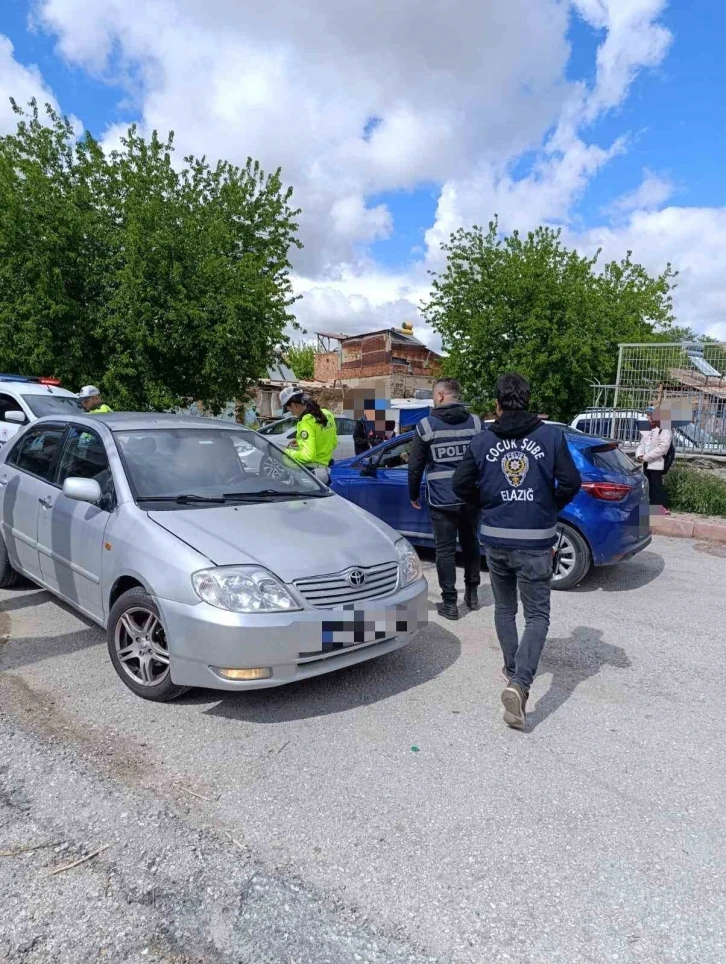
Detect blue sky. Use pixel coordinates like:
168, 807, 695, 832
1, 0, 725, 342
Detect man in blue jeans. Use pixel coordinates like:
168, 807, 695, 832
453, 373, 581, 730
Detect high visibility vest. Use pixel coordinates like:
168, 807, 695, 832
286, 410, 337, 468
416, 411, 481, 508
89, 404, 113, 414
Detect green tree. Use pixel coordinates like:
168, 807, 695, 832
423, 217, 677, 420
285, 341, 317, 380
0, 100, 301, 412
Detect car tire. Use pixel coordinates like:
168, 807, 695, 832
107, 588, 189, 702
552, 523, 591, 591
0, 531, 22, 589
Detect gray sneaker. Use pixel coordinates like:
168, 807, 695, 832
501, 682, 528, 730
501, 667, 513, 684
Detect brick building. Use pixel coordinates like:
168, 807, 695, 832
314, 325, 442, 398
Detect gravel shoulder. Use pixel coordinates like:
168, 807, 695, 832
1, 535, 725, 964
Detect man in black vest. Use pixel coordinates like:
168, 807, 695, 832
353, 414, 371, 455
453, 373, 581, 730
408, 378, 482, 621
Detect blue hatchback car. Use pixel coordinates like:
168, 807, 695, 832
329, 425, 652, 590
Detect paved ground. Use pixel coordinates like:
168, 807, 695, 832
1, 535, 724, 964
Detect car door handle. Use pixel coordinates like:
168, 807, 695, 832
38, 496, 53, 508
0, 477, 7, 487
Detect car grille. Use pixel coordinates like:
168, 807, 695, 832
294, 562, 400, 610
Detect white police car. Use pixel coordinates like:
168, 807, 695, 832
0, 374, 82, 446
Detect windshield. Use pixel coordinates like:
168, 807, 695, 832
25, 394, 83, 418
258, 417, 296, 436
115, 428, 328, 506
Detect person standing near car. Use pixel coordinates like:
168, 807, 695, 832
452, 373, 581, 730
408, 378, 482, 621
279, 386, 337, 483
78, 385, 113, 414
636, 407, 672, 515
353, 413, 371, 455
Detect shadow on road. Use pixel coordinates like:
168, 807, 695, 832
0, 589, 101, 672
0, 588, 52, 614
0, 625, 101, 671
195, 624, 461, 723
527, 625, 631, 730
574, 550, 664, 593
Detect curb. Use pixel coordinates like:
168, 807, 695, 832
650, 512, 726, 544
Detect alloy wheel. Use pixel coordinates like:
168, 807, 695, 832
553, 531, 577, 582
114, 607, 170, 687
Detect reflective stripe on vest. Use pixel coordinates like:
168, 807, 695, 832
481, 524, 558, 541
423, 412, 481, 508
419, 415, 481, 442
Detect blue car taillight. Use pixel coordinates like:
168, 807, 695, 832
581, 481, 632, 502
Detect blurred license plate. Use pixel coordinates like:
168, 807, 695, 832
298, 608, 412, 657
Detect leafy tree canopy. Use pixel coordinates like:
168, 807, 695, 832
423, 217, 677, 420
285, 341, 317, 381
0, 100, 302, 412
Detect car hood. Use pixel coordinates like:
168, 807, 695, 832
148, 494, 401, 582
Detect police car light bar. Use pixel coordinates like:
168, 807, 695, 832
0, 373, 61, 385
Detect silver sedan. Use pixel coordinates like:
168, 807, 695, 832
0, 414, 428, 701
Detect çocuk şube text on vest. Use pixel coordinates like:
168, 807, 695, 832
467, 420, 573, 550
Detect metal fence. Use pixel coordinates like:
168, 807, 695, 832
583, 342, 726, 456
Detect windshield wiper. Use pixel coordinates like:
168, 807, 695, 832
137, 494, 227, 504
222, 489, 329, 501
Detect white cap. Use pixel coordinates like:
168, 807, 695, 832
78, 385, 102, 399
279, 385, 304, 409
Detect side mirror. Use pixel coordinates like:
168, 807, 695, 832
5, 410, 27, 425
359, 459, 377, 478
63, 477, 102, 505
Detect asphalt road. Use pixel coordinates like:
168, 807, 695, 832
1, 535, 725, 964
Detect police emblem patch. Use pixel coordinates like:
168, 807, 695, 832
501, 451, 529, 487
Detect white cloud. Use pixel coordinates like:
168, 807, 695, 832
36, 0, 574, 277
292, 266, 434, 346
571, 0, 672, 117
29, 0, 725, 351
609, 168, 674, 214
329, 195, 392, 245
574, 207, 726, 335
0, 35, 61, 134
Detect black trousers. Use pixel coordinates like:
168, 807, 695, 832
645, 468, 669, 508
429, 505, 481, 602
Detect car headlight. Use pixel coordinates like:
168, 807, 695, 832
192, 566, 300, 613
396, 538, 423, 587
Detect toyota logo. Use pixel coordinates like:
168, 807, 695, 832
347, 569, 366, 588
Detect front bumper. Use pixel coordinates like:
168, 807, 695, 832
157, 578, 429, 690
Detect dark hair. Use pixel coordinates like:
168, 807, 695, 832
434, 378, 461, 399
299, 393, 328, 428
496, 373, 531, 411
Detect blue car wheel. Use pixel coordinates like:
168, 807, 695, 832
552, 524, 591, 590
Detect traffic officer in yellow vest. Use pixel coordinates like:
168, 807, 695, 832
408, 378, 482, 620
78, 385, 113, 414
279, 386, 337, 484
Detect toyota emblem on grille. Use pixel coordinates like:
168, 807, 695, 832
347, 569, 366, 588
